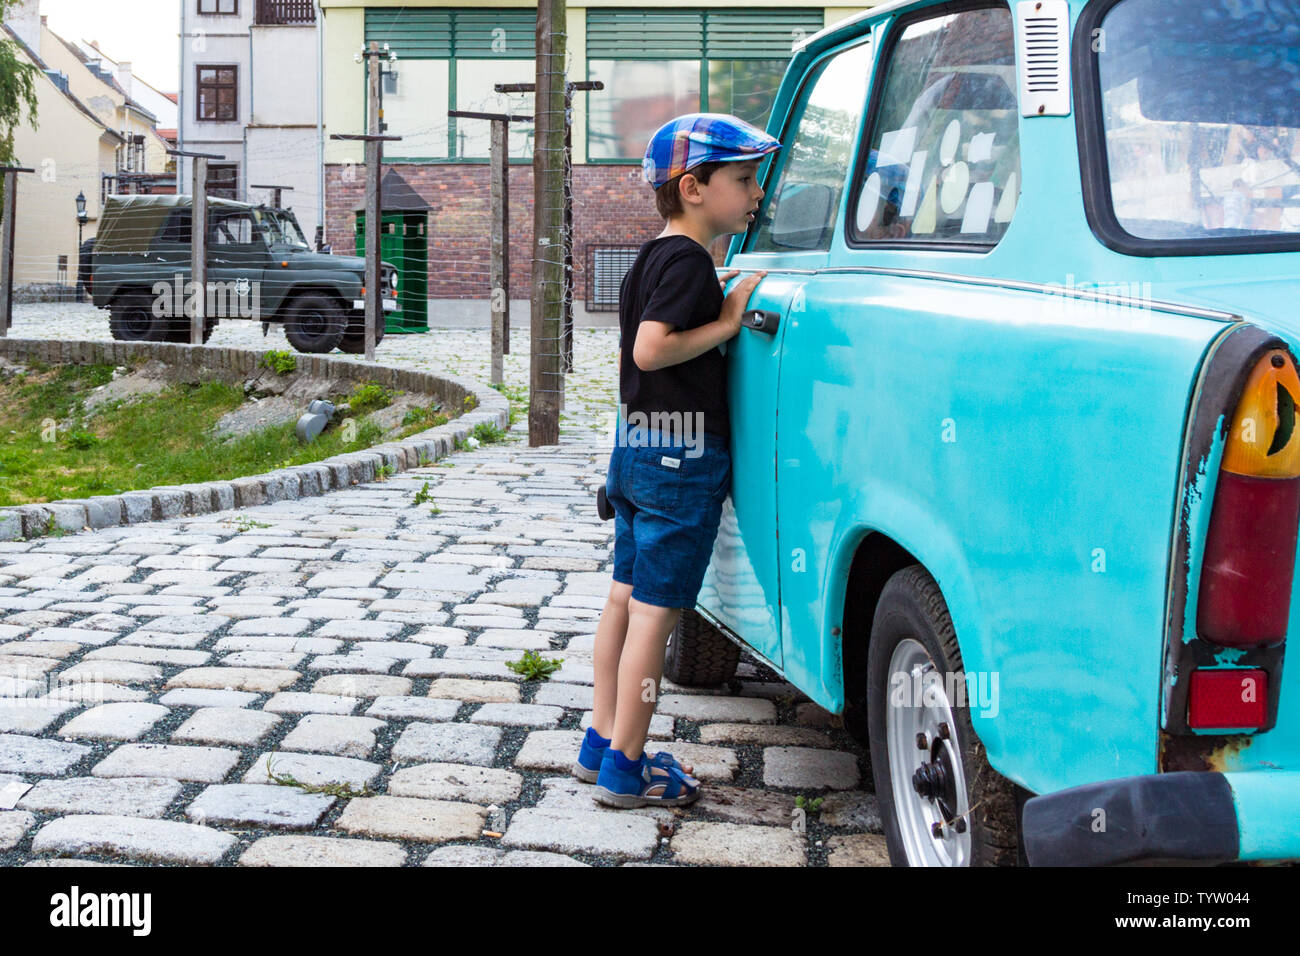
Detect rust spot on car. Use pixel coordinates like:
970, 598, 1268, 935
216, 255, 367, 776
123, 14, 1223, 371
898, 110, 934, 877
1160, 731, 1253, 773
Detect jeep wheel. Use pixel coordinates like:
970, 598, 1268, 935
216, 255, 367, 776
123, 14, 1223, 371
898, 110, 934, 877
165, 318, 217, 344
867, 564, 1018, 866
664, 609, 740, 687
283, 294, 345, 353
109, 295, 168, 342
337, 315, 386, 353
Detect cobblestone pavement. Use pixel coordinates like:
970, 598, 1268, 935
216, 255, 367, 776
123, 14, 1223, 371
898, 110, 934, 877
0, 304, 883, 867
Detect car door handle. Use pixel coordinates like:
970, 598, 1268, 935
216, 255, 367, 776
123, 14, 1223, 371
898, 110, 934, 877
743, 309, 781, 334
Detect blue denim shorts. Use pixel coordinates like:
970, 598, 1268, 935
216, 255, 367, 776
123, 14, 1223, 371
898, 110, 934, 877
607, 427, 732, 609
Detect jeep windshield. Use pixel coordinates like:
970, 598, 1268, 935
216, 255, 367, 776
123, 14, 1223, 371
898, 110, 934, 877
257, 209, 310, 250
1086, 0, 1300, 254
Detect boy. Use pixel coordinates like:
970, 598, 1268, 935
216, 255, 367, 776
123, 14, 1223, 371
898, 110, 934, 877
571, 113, 779, 807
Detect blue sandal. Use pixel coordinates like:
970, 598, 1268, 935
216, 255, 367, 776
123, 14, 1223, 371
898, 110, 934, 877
572, 728, 609, 783
593, 749, 701, 808
573, 732, 692, 785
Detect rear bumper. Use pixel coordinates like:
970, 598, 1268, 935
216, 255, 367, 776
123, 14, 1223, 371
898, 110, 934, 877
1023, 770, 1300, 865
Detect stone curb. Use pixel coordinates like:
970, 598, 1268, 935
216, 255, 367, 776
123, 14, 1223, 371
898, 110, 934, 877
0, 338, 513, 540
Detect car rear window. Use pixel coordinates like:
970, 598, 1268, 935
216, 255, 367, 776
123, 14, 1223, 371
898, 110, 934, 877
1090, 0, 1300, 251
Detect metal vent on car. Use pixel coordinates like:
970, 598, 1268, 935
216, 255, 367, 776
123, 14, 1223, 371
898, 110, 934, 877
1016, 0, 1071, 117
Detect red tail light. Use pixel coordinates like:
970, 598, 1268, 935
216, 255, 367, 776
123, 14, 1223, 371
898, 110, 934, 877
1197, 349, 1300, 647
1188, 668, 1268, 729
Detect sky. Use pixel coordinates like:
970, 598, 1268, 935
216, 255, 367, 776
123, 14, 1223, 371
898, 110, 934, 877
39, 0, 180, 93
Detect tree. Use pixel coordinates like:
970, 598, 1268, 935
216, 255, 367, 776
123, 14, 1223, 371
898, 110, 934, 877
0, 0, 40, 205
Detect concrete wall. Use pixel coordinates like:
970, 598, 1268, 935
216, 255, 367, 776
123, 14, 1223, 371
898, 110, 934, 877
246, 126, 321, 241
251, 24, 319, 126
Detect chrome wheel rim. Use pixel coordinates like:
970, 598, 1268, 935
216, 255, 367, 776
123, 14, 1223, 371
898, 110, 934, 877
886, 637, 972, 866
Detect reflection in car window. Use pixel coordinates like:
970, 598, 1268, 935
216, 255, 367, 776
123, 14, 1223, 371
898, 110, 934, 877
1098, 0, 1300, 242
850, 5, 1020, 246
748, 43, 873, 253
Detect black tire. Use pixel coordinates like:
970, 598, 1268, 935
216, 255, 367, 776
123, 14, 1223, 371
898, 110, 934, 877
283, 294, 346, 353
164, 317, 217, 344
337, 313, 386, 354
664, 609, 741, 687
866, 564, 1019, 866
108, 293, 168, 342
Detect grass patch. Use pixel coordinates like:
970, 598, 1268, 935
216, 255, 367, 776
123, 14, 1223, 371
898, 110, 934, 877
0, 363, 397, 505
347, 380, 393, 415
260, 350, 297, 374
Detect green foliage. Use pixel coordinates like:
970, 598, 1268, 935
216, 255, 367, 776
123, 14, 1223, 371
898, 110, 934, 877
0, 1, 39, 186
412, 480, 433, 506
471, 422, 506, 445
225, 515, 272, 533
265, 756, 373, 797
347, 380, 393, 414
40, 513, 66, 538
794, 794, 824, 814
0, 362, 397, 506
260, 350, 297, 374
463, 393, 479, 411
505, 650, 563, 681
401, 402, 444, 427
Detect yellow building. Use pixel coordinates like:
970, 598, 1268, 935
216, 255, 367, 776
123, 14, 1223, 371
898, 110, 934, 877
36, 25, 174, 189
1, 20, 124, 288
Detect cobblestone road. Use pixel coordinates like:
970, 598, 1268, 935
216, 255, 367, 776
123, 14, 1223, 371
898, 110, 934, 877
0, 305, 883, 867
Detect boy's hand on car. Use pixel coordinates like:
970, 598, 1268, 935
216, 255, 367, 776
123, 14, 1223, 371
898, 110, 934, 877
719, 270, 768, 337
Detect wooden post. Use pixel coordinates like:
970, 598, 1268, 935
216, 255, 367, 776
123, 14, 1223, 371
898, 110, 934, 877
531, 0, 565, 445
169, 149, 222, 345
453, 108, 530, 370
365, 39, 383, 363
0, 170, 18, 336
191, 156, 208, 344
490, 117, 508, 384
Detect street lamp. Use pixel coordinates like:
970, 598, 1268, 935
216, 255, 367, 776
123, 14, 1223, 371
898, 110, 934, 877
75, 191, 88, 301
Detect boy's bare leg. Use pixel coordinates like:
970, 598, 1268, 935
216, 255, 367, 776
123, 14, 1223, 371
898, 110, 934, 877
591, 580, 633, 739
610, 596, 694, 775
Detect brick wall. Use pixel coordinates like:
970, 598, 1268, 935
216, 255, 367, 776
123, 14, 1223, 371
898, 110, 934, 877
325, 163, 730, 301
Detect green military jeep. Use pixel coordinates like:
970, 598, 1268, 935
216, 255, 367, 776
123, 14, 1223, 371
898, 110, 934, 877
86, 194, 397, 353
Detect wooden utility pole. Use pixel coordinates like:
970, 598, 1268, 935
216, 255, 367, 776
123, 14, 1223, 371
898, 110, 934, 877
450, 109, 532, 384
331, 42, 400, 362
497, 79, 601, 378
168, 149, 222, 344
0, 167, 35, 336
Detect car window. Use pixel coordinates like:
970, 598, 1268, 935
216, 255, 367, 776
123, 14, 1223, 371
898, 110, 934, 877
157, 209, 192, 244
747, 42, 873, 253
849, 4, 1020, 246
1092, 0, 1300, 248
211, 213, 256, 245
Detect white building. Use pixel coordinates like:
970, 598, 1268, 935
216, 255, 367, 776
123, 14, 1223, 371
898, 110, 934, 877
178, 0, 323, 243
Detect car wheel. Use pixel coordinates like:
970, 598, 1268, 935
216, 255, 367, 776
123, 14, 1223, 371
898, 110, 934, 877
337, 314, 386, 353
664, 608, 740, 687
164, 318, 217, 344
283, 294, 345, 353
109, 294, 167, 342
867, 564, 1019, 866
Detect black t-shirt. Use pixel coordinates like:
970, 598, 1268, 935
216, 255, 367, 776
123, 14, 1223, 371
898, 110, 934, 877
617, 235, 728, 442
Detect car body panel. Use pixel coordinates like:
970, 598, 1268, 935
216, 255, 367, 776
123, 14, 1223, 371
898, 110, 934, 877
698, 0, 1300, 812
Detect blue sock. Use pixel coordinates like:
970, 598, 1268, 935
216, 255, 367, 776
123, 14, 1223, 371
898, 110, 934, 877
611, 747, 642, 772
585, 726, 610, 748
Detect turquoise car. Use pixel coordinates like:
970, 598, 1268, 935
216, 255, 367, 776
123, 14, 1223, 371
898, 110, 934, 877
661, 0, 1300, 865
